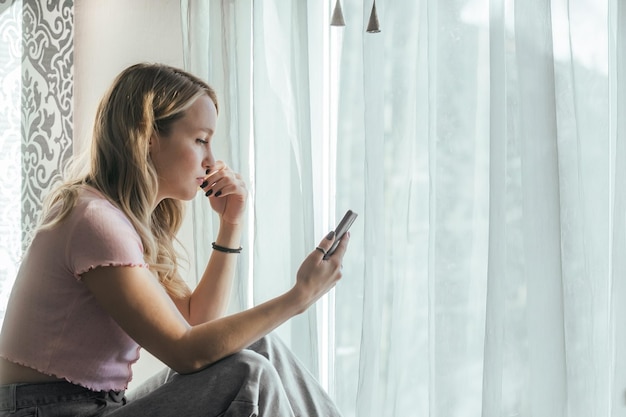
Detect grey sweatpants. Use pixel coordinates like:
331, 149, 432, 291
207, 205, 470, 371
110, 334, 343, 416
0, 335, 342, 417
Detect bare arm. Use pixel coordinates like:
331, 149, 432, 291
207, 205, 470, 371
81, 231, 349, 374
172, 162, 246, 324
173, 220, 243, 325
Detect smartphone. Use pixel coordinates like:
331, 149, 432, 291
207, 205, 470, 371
325, 209, 358, 259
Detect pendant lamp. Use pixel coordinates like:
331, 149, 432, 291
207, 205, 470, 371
366, 0, 381, 33
331, 0, 346, 26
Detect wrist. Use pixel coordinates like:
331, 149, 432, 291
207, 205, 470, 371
218, 218, 243, 233
219, 217, 243, 227
285, 286, 314, 315
214, 221, 243, 249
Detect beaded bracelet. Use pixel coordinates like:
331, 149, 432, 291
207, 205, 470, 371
212, 242, 243, 254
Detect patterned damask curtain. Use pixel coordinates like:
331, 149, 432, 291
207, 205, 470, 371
0, 0, 22, 317
21, 0, 74, 246
0, 0, 73, 319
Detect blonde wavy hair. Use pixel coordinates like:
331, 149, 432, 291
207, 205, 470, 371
41, 63, 218, 298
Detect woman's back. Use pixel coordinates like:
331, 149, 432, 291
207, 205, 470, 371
0, 185, 147, 391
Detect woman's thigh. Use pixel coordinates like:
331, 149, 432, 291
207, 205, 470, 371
107, 349, 292, 417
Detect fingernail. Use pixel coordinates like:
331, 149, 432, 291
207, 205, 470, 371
326, 231, 335, 240
200, 180, 208, 188
214, 190, 222, 197
205, 189, 213, 197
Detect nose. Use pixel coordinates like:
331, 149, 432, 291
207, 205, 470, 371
203, 149, 215, 173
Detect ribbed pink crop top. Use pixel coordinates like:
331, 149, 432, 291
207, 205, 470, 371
0, 186, 149, 391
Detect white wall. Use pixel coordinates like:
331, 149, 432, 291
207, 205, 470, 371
74, 0, 185, 155
73, 0, 188, 392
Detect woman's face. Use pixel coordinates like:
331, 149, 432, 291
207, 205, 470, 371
150, 94, 217, 203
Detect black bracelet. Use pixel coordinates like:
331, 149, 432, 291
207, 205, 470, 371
212, 242, 243, 254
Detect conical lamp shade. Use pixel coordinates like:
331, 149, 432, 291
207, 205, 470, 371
366, 1, 381, 33
330, 0, 346, 26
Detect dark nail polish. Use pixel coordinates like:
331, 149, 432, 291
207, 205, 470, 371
326, 231, 335, 240
205, 189, 213, 197
214, 190, 222, 197
200, 180, 208, 188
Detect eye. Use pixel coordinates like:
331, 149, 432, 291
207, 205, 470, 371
196, 138, 209, 145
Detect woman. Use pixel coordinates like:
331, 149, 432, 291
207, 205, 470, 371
0, 63, 349, 416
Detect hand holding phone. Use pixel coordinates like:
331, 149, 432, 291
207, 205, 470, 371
324, 210, 358, 259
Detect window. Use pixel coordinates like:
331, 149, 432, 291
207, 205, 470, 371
184, 1, 616, 415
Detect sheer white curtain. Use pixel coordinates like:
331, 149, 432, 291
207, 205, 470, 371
182, 0, 620, 416
181, 0, 328, 376
610, 1, 626, 417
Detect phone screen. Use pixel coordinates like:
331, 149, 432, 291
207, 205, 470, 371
325, 210, 358, 259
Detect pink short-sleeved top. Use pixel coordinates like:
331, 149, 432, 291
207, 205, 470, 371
0, 185, 149, 392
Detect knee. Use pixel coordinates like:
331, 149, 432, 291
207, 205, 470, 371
227, 349, 281, 385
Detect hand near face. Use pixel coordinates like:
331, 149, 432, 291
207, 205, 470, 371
201, 161, 247, 225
